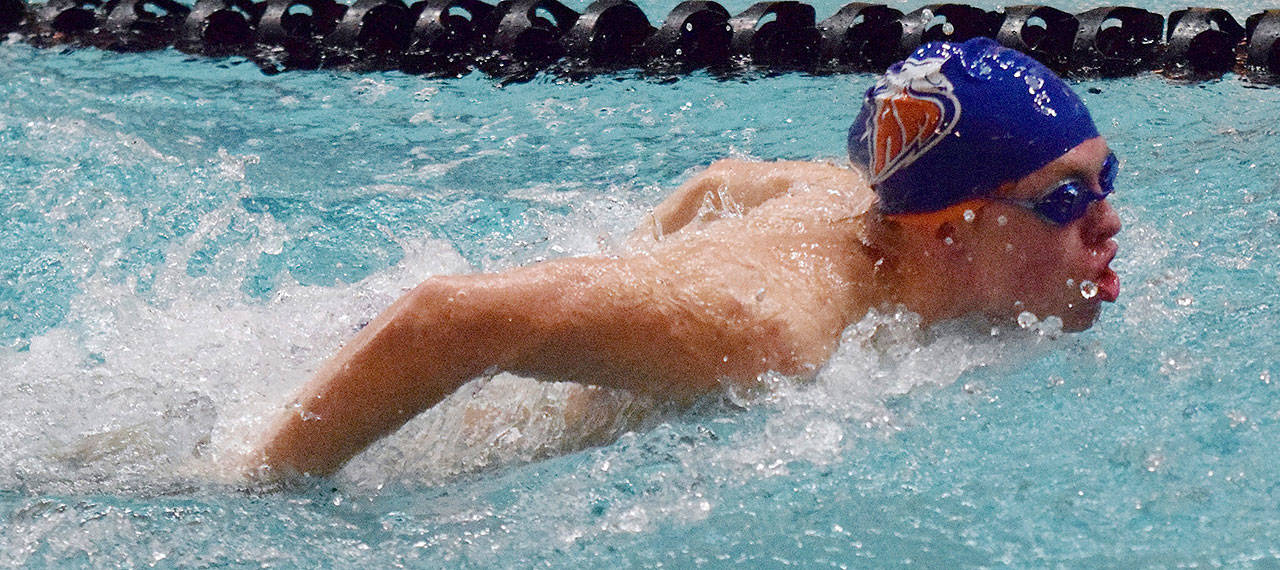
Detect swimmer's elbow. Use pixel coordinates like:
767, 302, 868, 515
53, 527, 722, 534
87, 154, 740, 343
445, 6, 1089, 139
401, 276, 455, 319
402, 273, 547, 371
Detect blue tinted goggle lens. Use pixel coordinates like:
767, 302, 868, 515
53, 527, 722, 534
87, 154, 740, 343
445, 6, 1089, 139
1027, 152, 1118, 226
1098, 152, 1119, 194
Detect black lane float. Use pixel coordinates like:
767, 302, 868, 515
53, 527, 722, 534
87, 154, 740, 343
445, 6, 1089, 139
5, 0, 1280, 82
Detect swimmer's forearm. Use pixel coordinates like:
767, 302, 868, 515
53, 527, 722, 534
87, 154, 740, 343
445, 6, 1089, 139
251, 276, 533, 478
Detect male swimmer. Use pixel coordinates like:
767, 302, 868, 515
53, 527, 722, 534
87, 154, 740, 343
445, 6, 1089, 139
244, 38, 1121, 479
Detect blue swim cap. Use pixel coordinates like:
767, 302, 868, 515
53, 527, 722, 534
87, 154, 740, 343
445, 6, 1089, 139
848, 37, 1099, 216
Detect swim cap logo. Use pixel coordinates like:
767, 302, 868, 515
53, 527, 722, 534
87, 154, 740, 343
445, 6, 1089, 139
865, 56, 962, 184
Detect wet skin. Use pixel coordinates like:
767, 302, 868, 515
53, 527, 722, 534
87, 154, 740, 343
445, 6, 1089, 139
965, 137, 1123, 332
245, 140, 1121, 479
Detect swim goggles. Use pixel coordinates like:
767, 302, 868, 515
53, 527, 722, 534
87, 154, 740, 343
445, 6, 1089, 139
993, 152, 1119, 226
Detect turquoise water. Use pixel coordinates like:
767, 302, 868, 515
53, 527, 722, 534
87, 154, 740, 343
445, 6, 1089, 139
4, 1, 1280, 566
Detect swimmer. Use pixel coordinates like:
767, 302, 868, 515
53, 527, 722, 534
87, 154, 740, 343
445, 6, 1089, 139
244, 38, 1122, 479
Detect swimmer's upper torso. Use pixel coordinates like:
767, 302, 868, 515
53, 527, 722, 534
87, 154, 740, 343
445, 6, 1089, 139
505, 159, 882, 395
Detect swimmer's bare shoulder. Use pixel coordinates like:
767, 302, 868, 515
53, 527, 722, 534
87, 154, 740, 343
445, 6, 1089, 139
634, 158, 866, 241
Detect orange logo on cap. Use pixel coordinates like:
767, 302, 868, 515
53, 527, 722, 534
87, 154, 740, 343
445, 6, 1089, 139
866, 56, 962, 184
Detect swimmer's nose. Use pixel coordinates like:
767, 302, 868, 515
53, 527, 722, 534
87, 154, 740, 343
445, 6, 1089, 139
1083, 199, 1122, 245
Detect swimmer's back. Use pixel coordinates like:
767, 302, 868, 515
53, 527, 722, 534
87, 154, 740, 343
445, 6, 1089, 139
627, 160, 878, 380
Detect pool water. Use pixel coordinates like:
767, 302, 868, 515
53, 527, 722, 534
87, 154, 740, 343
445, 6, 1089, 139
4, 0, 1280, 565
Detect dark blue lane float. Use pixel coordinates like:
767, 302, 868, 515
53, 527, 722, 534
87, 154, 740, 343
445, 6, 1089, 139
9, 0, 1280, 82
1, 0, 25, 31
1247, 10, 1280, 81
401, 0, 493, 75
995, 5, 1075, 73
729, 1, 820, 70
561, 0, 652, 72
176, 0, 260, 56
817, 3, 902, 72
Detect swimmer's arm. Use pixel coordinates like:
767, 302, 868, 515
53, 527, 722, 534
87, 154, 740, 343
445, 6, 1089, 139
248, 275, 516, 480
634, 159, 863, 240
247, 257, 743, 479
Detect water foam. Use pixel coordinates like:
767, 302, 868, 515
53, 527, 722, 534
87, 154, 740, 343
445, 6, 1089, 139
0, 199, 471, 494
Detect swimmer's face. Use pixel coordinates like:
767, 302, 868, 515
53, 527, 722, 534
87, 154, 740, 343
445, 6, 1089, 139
970, 137, 1122, 332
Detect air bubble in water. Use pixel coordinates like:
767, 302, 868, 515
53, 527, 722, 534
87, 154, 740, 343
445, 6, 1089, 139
1080, 280, 1098, 299
1144, 453, 1164, 472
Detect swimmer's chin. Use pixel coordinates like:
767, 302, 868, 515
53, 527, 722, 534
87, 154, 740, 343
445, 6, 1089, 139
1055, 303, 1105, 333
974, 303, 1104, 334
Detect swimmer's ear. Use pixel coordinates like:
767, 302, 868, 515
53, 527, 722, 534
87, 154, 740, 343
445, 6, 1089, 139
935, 221, 956, 243
931, 220, 975, 260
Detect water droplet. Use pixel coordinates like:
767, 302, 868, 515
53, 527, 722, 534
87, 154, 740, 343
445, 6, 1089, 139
996, 215, 1007, 226
1017, 311, 1038, 328
943, 236, 954, 246
1080, 280, 1098, 299
962, 209, 975, 222
1066, 278, 1075, 287
1144, 453, 1163, 472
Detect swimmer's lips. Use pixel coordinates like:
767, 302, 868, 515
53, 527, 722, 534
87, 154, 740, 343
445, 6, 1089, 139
1097, 267, 1120, 303
1095, 243, 1120, 303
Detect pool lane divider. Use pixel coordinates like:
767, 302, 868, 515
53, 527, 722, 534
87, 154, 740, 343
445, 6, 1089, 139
3, 0, 1280, 82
